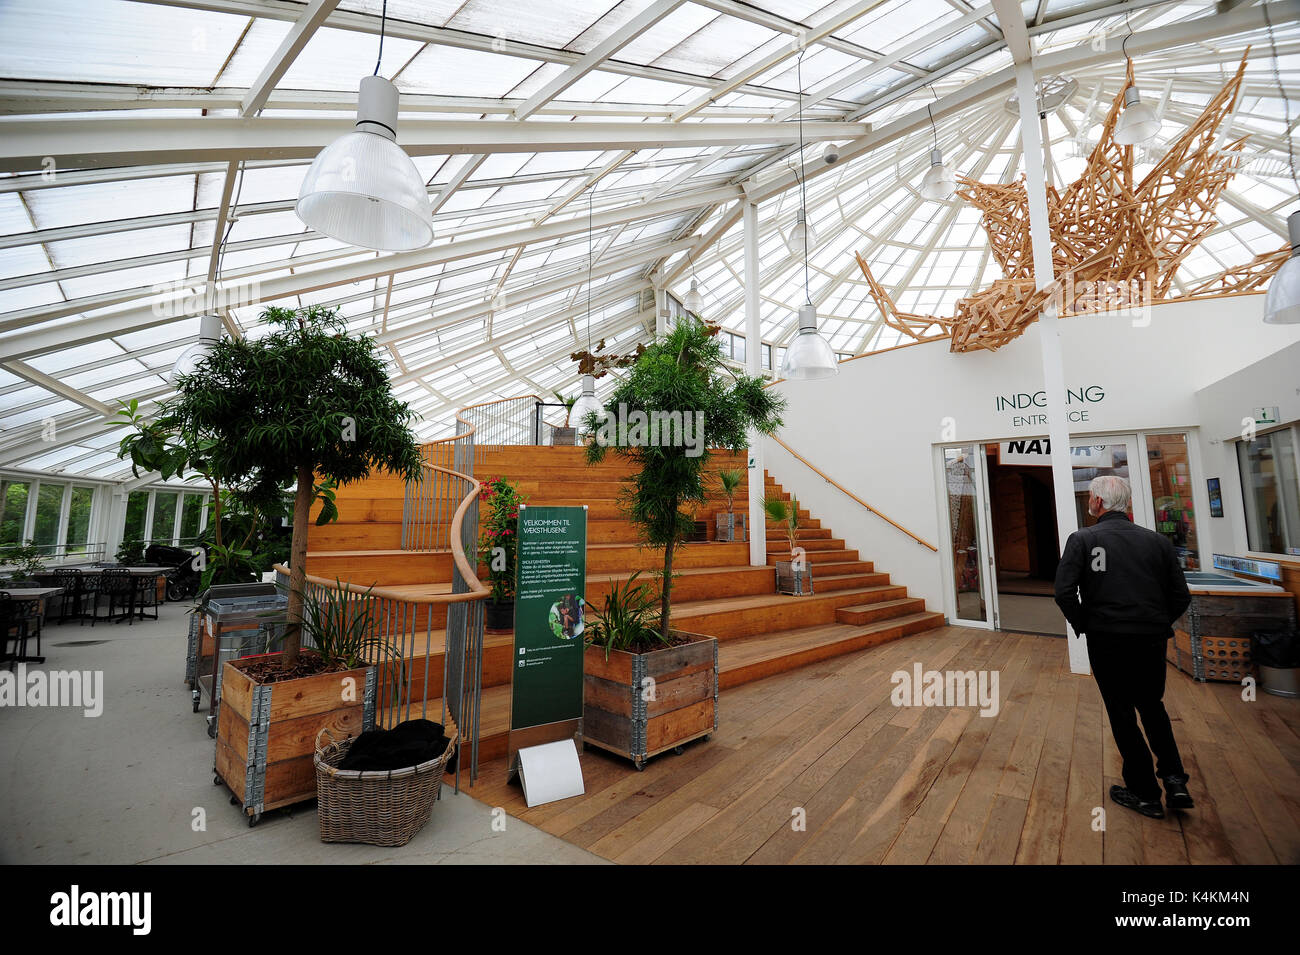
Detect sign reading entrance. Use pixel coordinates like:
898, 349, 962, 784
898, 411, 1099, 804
510, 505, 588, 743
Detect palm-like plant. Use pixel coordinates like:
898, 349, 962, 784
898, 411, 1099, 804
761, 493, 800, 558
587, 571, 665, 659
717, 468, 744, 521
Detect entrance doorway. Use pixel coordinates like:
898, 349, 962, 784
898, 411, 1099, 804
939, 434, 1148, 635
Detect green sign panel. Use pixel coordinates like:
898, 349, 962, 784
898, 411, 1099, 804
510, 505, 587, 732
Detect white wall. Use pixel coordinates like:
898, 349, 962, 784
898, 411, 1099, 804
763, 295, 1300, 615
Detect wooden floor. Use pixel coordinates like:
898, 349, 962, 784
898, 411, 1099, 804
463, 626, 1300, 864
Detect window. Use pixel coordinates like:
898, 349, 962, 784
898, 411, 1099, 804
123, 491, 148, 547
66, 486, 94, 556
150, 491, 179, 544
1146, 433, 1199, 570
762, 343, 772, 370
0, 480, 30, 545
32, 483, 63, 554
178, 493, 205, 542
1237, 427, 1300, 556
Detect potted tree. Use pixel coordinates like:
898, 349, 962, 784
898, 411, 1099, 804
582, 318, 783, 765
478, 476, 524, 632
763, 493, 812, 595
550, 390, 578, 446
583, 572, 717, 770
140, 304, 421, 820
714, 468, 747, 541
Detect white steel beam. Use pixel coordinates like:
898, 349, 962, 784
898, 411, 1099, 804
241, 0, 341, 116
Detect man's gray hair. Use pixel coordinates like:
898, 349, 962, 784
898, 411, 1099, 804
1089, 474, 1131, 513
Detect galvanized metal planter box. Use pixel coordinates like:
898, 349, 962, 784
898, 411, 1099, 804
1168, 591, 1296, 683
214, 653, 376, 827
715, 512, 748, 542
583, 631, 717, 771
774, 560, 813, 595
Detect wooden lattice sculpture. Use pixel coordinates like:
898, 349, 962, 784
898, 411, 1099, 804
857, 52, 1290, 352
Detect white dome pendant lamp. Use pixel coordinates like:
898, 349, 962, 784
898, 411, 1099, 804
918, 97, 956, 201
169, 313, 223, 384
571, 189, 606, 433
1113, 17, 1160, 147
780, 50, 838, 382
1261, 8, 1299, 325
296, 3, 432, 251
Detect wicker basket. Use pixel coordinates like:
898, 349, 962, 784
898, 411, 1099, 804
313, 721, 458, 847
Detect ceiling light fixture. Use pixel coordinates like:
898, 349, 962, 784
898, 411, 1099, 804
780, 50, 838, 381
296, 1, 433, 251
570, 189, 606, 430
1262, 3, 1300, 325
1114, 15, 1160, 146
919, 97, 956, 200
169, 313, 223, 383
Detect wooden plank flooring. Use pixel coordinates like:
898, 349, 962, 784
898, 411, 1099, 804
463, 626, 1300, 864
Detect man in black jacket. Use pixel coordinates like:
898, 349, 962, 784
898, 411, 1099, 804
1054, 475, 1194, 819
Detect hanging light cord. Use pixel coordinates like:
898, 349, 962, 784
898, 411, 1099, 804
587, 187, 594, 350
373, 0, 388, 76
1262, 1, 1299, 193
797, 49, 810, 304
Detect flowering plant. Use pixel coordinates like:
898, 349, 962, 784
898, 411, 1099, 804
478, 476, 525, 604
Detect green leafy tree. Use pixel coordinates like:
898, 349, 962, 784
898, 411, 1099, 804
586, 318, 784, 640
127, 305, 421, 665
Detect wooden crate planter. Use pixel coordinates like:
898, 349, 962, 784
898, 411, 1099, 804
214, 653, 376, 826
774, 560, 813, 595
583, 631, 717, 770
715, 512, 748, 542
1169, 591, 1296, 683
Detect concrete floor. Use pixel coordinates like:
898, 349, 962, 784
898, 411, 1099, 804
0, 603, 604, 865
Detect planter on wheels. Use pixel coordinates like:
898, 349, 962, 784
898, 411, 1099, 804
582, 631, 717, 770
715, 512, 747, 542
485, 598, 515, 633
774, 560, 813, 595
214, 652, 376, 827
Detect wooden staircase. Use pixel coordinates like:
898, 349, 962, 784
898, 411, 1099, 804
304, 445, 944, 763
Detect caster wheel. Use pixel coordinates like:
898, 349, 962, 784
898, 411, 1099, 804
213, 773, 222, 786
702, 734, 711, 742
673, 745, 685, 755
206, 719, 217, 739
192, 701, 199, 713
229, 794, 239, 805
248, 814, 261, 828
633, 760, 645, 772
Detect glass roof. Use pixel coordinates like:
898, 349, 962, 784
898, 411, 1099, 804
0, 0, 1296, 478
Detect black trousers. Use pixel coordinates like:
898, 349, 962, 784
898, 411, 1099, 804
1086, 631, 1185, 801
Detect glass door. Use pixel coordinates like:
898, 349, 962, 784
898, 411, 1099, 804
941, 445, 997, 629
1069, 434, 1150, 532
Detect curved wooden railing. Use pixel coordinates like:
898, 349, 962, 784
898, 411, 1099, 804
768, 433, 938, 552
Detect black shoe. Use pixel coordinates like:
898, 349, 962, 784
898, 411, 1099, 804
1162, 774, 1194, 810
1110, 785, 1165, 819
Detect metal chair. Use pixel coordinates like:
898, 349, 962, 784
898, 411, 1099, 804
53, 568, 91, 624
133, 572, 160, 622
92, 568, 135, 626
0, 592, 30, 670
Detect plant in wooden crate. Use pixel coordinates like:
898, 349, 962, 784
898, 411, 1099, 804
478, 476, 525, 632
550, 390, 578, 446
583, 572, 717, 769
763, 493, 812, 595
217, 579, 399, 825
581, 318, 783, 767
714, 467, 747, 542
585, 317, 784, 640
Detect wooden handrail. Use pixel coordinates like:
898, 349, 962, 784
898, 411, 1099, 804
767, 433, 938, 552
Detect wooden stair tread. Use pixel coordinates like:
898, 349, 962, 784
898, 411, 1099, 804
671, 584, 903, 618
717, 614, 943, 670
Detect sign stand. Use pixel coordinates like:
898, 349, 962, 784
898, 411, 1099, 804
506, 504, 588, 789
510, 739, 586, 807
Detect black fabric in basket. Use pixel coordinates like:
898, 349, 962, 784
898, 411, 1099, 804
1253, 629, 1300, 669
337, 719, 451, 772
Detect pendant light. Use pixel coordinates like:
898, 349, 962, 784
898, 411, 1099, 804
1264, 211, 1300, 324
786, 206, 817, 254
169, 313, 223, 383
296, 1, 433, 251
1262, 4, 1300, 325
683, 257, 704, 313
1114, 16, 1160, 147
780, 51, 838, 381
570, 189, 606, 430
918, 98, 956, 200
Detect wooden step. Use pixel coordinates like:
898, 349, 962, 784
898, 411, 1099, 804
717, 612, 946, 689
835, 597, 928, 626
766, 548, 861, 565
383, 682, 513, 764
670, 584, 909, 640
587, 564, 774, 604
588, 541, 749, 574
303, 549, 451, 586
765, 538, 845, 552
807, 571, 893, 593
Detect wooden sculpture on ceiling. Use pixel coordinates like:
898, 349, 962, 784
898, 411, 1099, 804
856, 52, 1290, 352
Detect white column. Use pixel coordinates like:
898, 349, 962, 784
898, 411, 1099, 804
743, 198, 767, 567
654, 284, 668, 338
1015, 60, 1087, 674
